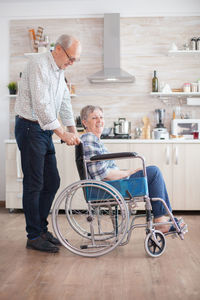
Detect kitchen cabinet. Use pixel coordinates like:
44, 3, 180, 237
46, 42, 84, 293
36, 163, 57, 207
105, 143, 130, 169
129, 142, 200, 210
5, 142, 79, 210
172, 143, 200, 210
128, 143, 173, 204
5, 141, 200, 211
5, 143, 23, 210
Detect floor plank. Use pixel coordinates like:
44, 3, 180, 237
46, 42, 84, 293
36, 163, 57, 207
0, 207, 200, 300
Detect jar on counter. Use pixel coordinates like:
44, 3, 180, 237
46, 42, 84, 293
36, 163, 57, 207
197, 79, 200, 92
197, 37, 200, 50
190, 37, 197, 50
191, 82, 198, 92
183, 83, 191, 93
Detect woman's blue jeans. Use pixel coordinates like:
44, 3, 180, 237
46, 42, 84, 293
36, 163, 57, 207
15, 116, 60, 239
130, 166, 172, 218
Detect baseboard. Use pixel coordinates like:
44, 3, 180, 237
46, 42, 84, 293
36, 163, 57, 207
0, 201, 5, 207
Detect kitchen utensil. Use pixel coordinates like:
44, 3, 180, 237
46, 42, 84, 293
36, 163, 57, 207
114, 118, 131, 135
141, 116, 151, 139
101, 127, 112, 137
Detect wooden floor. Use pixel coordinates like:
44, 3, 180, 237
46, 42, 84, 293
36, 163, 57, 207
0, 207, 200, 300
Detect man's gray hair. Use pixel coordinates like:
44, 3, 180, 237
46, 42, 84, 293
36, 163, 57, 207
80, 105, 103, 124
55, 34, 74, 50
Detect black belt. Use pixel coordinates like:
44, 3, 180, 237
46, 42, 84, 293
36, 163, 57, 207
18, 115, 39, 124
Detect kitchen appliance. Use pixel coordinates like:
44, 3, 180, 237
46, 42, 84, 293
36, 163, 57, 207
75, 116, 84, 133
88, 14, 135, 83
101, 127, 113, 138
113, 118, 131, 136
171, 119, 200, 139
152, 109, 169, 140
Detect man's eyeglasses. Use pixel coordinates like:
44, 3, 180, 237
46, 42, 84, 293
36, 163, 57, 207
60, 45, 80, 63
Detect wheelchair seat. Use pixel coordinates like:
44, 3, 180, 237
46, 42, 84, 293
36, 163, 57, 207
75, 142, 149, 201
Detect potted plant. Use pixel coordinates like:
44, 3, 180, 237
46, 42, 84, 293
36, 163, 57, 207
50, 43, 55, 52
7, 82, 17, 95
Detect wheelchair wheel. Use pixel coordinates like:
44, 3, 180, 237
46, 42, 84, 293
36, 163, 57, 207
144, 230, 166, 258
52, 180, 129, 257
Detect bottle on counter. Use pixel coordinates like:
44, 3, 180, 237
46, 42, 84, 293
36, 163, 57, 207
152, 70, 158, 92
190, 37, 197, 50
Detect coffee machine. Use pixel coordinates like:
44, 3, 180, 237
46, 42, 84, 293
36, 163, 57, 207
152, 109, 169, 139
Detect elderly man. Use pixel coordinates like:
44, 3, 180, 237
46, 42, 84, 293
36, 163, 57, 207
15, 34, 81, 253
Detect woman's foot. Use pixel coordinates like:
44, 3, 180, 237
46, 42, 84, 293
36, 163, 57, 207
154, 216, 170, 233
154, 216, 186, 234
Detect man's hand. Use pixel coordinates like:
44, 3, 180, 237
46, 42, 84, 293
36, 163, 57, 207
62, 132, 80, 146
54, 126, 80, 145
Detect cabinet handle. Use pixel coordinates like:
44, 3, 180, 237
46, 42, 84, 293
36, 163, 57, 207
165, 146, 170, 165
174, 146, 178, 165
16, 148, 22, 179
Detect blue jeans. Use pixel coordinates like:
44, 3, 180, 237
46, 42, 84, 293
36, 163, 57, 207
130, 166, 172, 218
15, 116, 60, 239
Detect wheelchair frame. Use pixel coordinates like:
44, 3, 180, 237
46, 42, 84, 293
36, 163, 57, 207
52, 144, 187, 258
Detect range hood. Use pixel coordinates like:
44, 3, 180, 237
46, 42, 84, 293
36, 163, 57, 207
88, 13, 135, 84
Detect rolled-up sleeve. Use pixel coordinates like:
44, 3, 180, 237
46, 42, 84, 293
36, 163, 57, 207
59, 88, 75, 127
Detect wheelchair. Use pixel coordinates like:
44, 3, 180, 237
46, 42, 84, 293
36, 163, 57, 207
52, 143, 188, 258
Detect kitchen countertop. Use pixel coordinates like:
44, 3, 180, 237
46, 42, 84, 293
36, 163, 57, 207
5, 139, 200, 144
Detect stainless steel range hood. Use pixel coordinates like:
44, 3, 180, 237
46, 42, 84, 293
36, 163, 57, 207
88, 13, 135, 84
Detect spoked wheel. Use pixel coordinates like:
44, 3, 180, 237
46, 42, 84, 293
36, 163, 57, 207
144, 230, 166, 258
52, 180, 129, 257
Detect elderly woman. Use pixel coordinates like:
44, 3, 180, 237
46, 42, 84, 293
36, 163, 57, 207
80, 105, 182, 233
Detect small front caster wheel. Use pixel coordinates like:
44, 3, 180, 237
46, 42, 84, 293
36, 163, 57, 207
144, 230, 166, 258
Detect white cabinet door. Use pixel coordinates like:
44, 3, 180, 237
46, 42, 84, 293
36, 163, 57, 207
129, 143, 173, 205
104, 142, 130, 169
172, 144, 200, 210
55, 144, 79, 194
5, 144, 23, 209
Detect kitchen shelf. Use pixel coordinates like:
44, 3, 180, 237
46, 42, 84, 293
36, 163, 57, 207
24, 52, 42, 56
150, 92, 200, 98
7, 94, 77, 98
168, 50, 200, 56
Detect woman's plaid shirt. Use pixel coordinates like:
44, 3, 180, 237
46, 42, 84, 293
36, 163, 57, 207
80, 132, 118, 180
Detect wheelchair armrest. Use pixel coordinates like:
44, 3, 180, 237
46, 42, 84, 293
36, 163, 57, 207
90, 152, 138, 161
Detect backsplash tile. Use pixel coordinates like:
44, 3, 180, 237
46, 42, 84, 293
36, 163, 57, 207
9, 17, 200, 138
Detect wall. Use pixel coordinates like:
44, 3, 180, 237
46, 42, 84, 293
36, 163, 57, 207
9, 16, 200, 136
0, 0, 200, 201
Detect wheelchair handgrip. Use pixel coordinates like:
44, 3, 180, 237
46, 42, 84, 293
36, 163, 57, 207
90, 152, 138, 161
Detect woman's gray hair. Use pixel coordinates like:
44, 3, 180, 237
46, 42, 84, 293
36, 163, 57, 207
55, 34, 74, 50
80, 105, 103, 127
